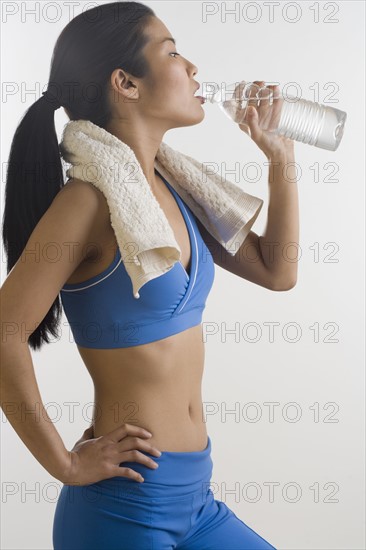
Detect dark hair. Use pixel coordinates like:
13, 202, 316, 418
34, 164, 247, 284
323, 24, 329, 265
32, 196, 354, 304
2, 1, 155, 351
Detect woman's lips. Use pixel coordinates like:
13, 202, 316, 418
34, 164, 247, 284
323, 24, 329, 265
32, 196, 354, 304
194, 96, 205, 104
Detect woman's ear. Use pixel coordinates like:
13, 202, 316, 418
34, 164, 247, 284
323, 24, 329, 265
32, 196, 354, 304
110, 68, 140, 104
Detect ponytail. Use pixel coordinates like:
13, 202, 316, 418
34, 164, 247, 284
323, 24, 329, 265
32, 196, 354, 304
2, 1, 155, 351
2, 94, 64, 350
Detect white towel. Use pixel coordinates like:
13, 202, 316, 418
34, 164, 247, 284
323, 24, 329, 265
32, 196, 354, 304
59, 119, 263, 298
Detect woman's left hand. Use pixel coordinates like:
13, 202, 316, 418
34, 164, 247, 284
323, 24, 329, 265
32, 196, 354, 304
238, 81, 295, 160
72, 423, 95, 447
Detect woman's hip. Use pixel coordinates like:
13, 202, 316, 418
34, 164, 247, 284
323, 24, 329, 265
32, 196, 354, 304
53, 436, 213, 549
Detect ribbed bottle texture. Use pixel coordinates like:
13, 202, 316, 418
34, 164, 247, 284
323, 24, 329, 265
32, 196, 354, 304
203, 81, 347, 152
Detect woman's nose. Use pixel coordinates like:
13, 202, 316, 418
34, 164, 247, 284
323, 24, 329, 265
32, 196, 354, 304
189, 62, 198, 77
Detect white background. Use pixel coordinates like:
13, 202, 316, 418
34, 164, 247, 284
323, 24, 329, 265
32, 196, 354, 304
1, 1, 365, 549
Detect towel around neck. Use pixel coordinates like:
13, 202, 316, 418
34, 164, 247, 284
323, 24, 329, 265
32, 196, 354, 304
59, 119, 263, 298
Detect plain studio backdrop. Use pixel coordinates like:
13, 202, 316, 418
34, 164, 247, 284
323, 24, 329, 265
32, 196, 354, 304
1, 1, 365, 549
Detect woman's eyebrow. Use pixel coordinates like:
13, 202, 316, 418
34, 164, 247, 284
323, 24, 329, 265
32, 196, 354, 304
159, 37, 176, 45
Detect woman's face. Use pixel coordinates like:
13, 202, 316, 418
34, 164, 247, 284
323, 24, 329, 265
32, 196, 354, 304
114, 16, 205, 130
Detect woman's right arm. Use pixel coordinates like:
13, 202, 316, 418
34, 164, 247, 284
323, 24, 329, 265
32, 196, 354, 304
0, 180, 106, 482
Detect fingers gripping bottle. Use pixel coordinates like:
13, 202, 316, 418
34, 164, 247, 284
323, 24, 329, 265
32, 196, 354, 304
201, 81, 347, 151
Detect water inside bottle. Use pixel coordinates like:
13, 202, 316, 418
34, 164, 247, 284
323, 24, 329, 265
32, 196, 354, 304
203, 81, 347, 151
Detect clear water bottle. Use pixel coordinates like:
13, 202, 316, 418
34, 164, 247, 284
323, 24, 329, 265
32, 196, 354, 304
201, 81, 347, 151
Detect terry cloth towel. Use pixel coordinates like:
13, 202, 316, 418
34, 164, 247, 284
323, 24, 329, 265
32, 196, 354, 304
59, 119, 264, 299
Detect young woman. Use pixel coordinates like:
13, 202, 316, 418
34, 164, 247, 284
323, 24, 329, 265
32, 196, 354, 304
1, 2, 298, 548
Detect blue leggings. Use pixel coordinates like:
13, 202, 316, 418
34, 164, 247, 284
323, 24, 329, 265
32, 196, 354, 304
53, 436, 276, 549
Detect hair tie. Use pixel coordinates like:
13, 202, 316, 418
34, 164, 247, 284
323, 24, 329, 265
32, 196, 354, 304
42, 90, 62, 110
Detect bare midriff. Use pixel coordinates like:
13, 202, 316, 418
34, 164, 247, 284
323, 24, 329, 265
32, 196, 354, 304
65, 175, 209, 453
77, 323, 208, 453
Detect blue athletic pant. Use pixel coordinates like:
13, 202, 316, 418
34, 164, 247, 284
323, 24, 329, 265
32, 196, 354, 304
53, 436, 276, 549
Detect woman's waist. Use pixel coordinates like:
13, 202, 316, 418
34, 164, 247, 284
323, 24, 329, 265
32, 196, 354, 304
88, 352, 205, 420
92, 394, 207, 452
90, 436, 214, 499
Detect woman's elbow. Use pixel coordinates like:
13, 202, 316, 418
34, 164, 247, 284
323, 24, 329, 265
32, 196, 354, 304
270, 276, 297, 291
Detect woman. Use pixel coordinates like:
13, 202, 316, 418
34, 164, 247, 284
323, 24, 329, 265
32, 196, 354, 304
1, 2, 298, 548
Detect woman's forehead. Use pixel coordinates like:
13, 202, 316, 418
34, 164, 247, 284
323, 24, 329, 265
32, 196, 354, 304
144, 17, 174, 46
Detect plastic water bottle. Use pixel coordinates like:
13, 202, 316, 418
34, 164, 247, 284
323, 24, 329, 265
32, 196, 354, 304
201, 81, 347, 151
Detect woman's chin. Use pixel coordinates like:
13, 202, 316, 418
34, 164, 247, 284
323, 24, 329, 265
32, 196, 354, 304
184, 109, 206, 127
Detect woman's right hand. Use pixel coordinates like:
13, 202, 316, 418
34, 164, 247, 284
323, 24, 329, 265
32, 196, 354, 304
238, 81, 295, 160
61, 423, 162, 486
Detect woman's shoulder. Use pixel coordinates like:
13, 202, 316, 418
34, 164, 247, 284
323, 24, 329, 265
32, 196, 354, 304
61, 178, 109, 218
59, 178, 112, 259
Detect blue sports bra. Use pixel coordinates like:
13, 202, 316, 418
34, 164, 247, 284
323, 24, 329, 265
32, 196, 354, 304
60, 170, 215, 349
